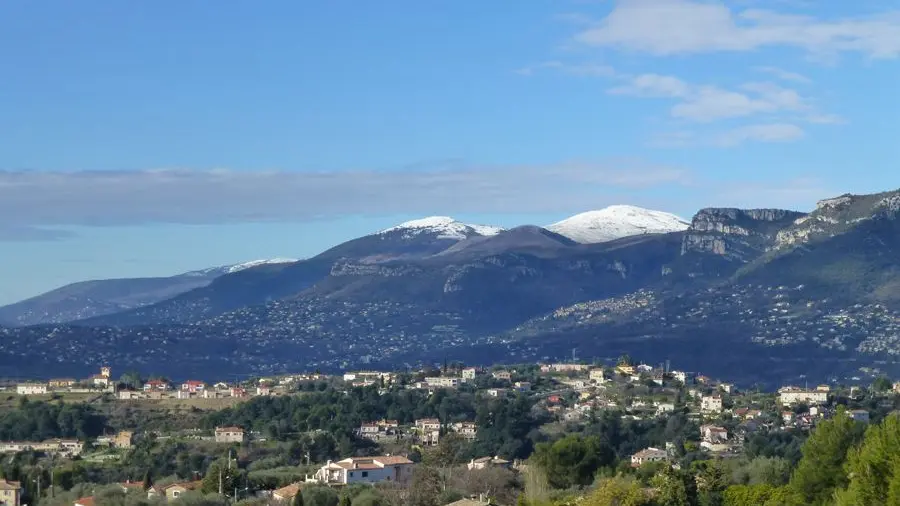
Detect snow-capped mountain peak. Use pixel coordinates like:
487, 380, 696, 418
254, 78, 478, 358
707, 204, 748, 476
547, 205, 690, 244
222, 258, 299, 273
379, 216, 504, 240
185, 258, 298, 277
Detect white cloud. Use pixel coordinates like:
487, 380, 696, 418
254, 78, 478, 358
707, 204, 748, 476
715, 123, 806, 146
610, 74, 813, 123
574, 0, 900, 58
608, 73, 691, 97
754, 66, 812, 83
0, 163, 691, 234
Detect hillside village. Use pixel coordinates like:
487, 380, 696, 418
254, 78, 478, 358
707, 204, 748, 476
3, 355, 900, 506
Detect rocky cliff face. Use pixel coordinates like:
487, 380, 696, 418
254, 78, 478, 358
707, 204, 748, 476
775, 190, 900, 248
681, 208, 805, 260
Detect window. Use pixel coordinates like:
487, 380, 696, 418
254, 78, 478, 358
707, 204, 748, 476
349, 472, 354, 477
361, 472, 369, 478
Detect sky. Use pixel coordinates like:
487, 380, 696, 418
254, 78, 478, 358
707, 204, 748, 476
1, 0, 899, 305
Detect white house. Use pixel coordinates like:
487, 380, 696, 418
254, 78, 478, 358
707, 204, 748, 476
424, 376, 461, 388
214, 426, 245, 444
16, 383, 48, 396
461, 368, 478, 380
589, 369, 606, 383
701, 395, 723, 413
778, 387, 828, 406
312, 456, 414, 485
630, 448, 668, 467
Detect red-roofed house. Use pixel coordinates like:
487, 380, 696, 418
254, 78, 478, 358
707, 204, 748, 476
180, 380, 206, 393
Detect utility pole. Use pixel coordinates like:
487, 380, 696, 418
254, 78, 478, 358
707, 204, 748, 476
35, 472, 42, 504
218, 466, 223, 496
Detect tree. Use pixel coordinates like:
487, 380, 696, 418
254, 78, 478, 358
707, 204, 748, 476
583, 477, 649, 506
142, 470, 153, 491
789, 407, 864, 505
531, 435, 615, 489
294, 488, 305, 506
834, 414, 900, 505
872, 376, 893, 393
338, 494, 351, 506
408, 467, 443, 506
652, 468, 691, 506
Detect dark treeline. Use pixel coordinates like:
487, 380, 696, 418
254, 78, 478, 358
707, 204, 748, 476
0, 397, 106, 441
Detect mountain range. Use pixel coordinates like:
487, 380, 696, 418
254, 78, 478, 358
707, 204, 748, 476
4, 194, 900, 386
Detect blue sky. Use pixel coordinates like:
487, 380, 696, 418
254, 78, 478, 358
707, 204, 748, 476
1, 0, 899, 304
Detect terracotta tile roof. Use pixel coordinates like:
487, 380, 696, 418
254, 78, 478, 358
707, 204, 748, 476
215, 426, 244, 432
165, 481, 202, 491
273, 482, 304, 499
75, 497, 95, 506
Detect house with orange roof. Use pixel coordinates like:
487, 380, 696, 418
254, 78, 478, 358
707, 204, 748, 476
0, 479, 22, 506
272, 482, 305, 502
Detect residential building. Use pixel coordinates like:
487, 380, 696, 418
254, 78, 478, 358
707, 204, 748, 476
180, 380, 206, 393
424, 376, 462, 388
589, 369, 606, 383
143, 380, 170, 391
48, 378, 76, 389
415, 418, 441, 432
720, 383, 735, 394
312, 456, 414, 485
700, 425, 728, 443
540, 363, 588, 373
0, 439, 83, 457
256, 385, 273, 396
89, 366, 111, 388
16, 383, 47, 396
214, 426, 246, 444
701, 395, 723, 413
0, 479, 21, 506
778, 386, 828, 406
850, 409, 870, 423
114, 431, 134, 449
467, 456, 510, 470
164, 482, 201, 501
671, 371, 689, 384
461, 368, 478, 380
272, 483, 304, 502
630, 448, 668, 467
451, 421, 478, 441
615, 364, 635, 376
485, 388, 506, 397
491, 371, 512, 381
514, 381, 531, 392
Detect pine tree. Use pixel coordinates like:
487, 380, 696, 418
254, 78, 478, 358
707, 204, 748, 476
142, 470, 153, 491
294, 488, 305, 506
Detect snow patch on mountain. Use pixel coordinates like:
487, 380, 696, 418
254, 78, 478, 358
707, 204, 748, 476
185, 258, 298, 277
380, 216, 504, 240
222, 258, 299, 273
547, 205, 690, 244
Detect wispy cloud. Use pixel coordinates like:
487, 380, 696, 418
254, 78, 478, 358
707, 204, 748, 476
0, 226, 76, 242
515, 61, 615, 77
754, 66, 812, 84
573, 0, 900, 58
609, 73, 824, 124
0, 163, 691, 235
715, 123, 806, 146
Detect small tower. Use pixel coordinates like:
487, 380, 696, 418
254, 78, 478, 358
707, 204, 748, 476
101, 366, 111, 379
